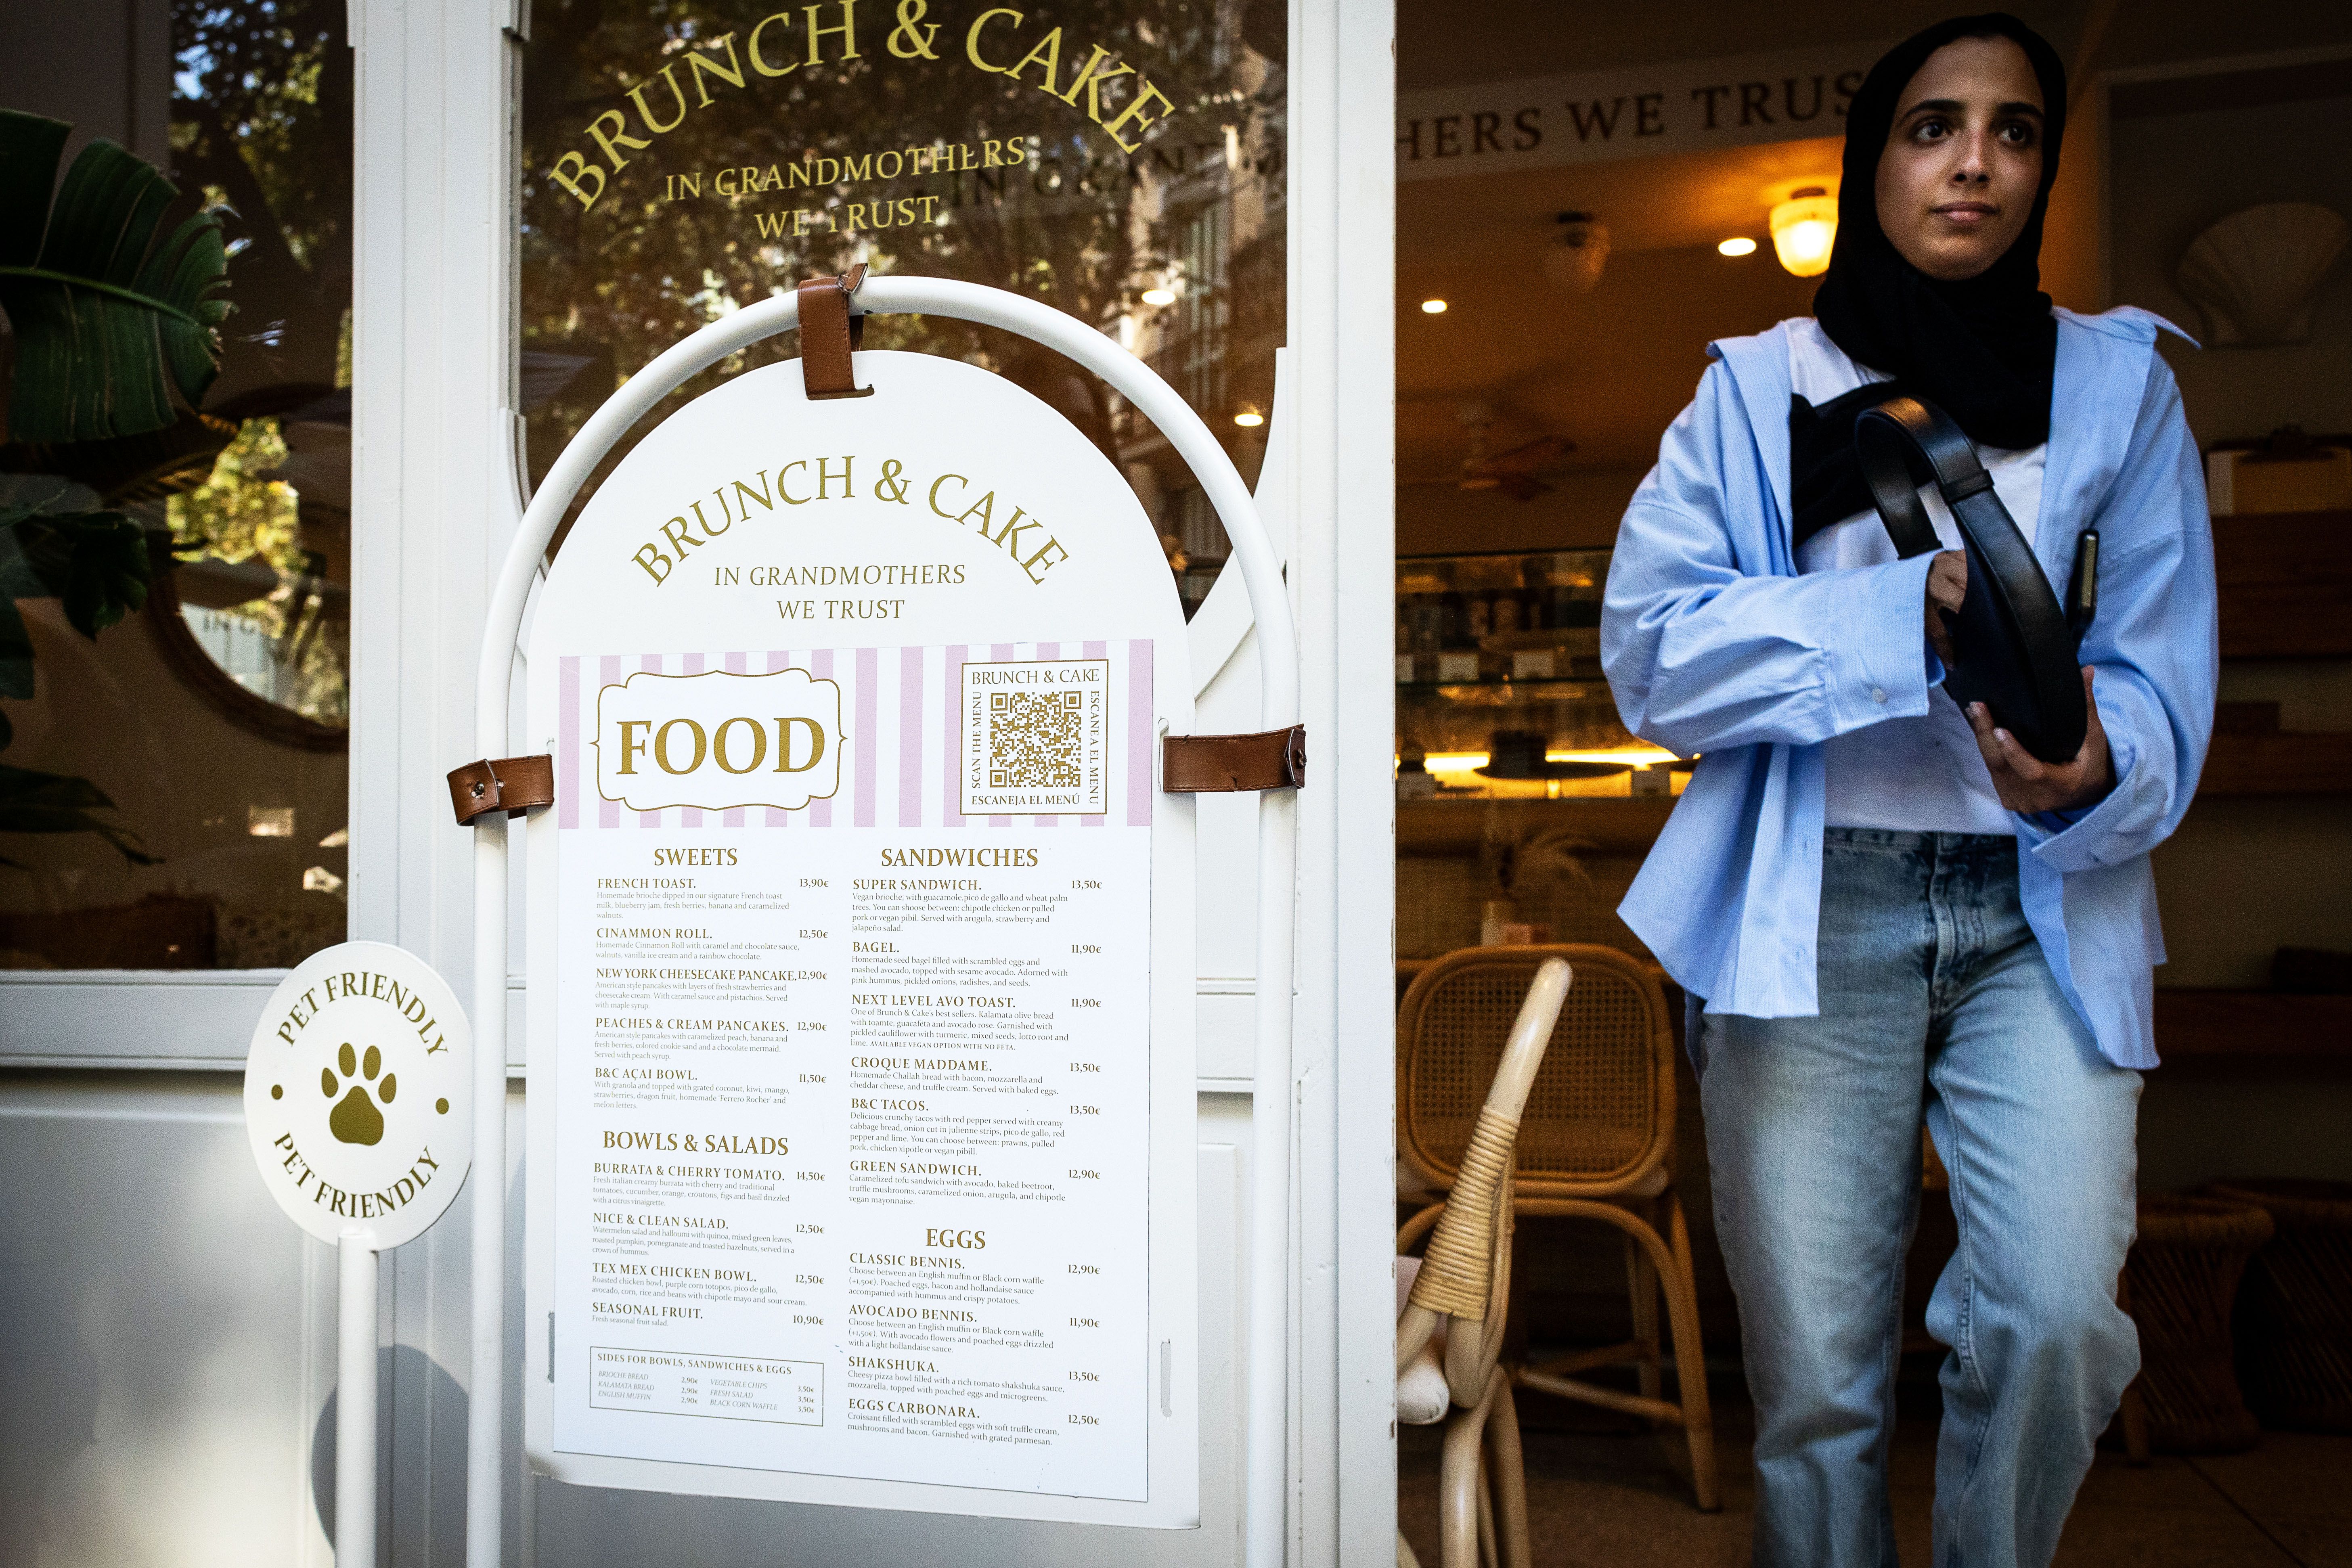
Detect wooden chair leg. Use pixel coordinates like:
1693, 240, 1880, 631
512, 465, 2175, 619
1474, 1448, 1497, 1568
1625, 1219, 1662, 1404
1662, 1191, 1721, 1512
1487, 1373, 1532, 1568
2119, 1380, 2152, 1466
1439, 1374, 1499, 1568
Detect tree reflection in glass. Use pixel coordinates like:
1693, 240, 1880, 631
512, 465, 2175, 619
520, 0, 1285, 618
0, 0, 352, 969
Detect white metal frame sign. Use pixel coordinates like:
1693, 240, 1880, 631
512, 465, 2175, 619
523, 349, 1200, 1523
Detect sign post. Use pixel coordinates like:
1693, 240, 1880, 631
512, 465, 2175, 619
462, 276, 1298, 1562
245, 940, 474, 1564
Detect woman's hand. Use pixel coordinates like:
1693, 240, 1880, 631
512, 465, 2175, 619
1965, 666, 2115, 814
1925, 549, 1966, 668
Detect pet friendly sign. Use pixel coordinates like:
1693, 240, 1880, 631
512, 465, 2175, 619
245, 941, 473, 1248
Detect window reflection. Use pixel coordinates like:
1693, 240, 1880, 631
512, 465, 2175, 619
0, 0, 351, 969
520, 0, 1285, 619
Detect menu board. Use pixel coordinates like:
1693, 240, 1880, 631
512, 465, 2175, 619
524, 352, 1198, 1525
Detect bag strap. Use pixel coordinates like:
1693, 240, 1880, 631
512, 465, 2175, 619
1854, 394, 2088, 758
1851, 395, 1994, 558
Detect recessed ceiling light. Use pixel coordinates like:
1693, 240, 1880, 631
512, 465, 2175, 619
1140, 287, 1176, 306
1717, 236, 1758, 257
1420, 298, 1447, 314
1233, 409, 1265, 427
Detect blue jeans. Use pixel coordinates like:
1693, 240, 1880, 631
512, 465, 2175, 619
1695, 829, 2142, 1568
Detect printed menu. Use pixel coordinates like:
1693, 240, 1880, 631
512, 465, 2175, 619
547, 641, 1159, 1502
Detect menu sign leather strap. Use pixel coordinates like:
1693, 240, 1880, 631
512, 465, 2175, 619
448, 754, 557, 825
1162, 725, 1307, 792
798, 265, 873, 400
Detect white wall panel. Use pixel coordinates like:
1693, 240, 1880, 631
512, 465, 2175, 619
0, 1074, 335, 1568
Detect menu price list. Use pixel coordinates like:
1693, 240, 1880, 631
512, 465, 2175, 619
591, 1348, 823, 1426
552, 827, 1153, 1500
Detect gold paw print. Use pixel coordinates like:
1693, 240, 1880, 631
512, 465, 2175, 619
323, 1043, 396, 1146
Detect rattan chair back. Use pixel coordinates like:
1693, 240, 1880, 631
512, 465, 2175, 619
1399, 957, 1569, 1405
1399, 944, 1673, 1200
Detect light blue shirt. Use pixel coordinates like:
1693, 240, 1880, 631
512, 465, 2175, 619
1602, 308, 2217, 1069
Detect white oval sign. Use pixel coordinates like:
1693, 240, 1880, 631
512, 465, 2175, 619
520, 349, 1200, 1524
244, 940, 473, 1248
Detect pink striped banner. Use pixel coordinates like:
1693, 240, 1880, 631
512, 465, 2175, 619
553, 641, 1157, 831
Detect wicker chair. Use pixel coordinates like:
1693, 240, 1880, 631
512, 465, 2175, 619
2207, 1178, 2352, 1432
2121, 1193, 2277, 1453
1399, 944, 1719, 1511
1395, 956, 1569, 1568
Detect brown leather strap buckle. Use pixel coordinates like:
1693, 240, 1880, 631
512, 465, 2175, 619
798, 264, 873, 400
1161, 725, 1307, 793
448, 754, 557, 825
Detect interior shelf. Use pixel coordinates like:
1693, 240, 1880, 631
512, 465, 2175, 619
2214, 509, 2352, 659
2155, 989, 2352, 1058
1397, 796, 1676, 856
2196, 729, 2352, 796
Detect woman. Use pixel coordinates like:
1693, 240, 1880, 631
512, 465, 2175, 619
1601, 15, 2215, 1567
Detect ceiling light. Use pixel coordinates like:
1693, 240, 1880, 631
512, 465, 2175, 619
1234, 409, 1265, 427
1717, 236, 1758, 257
1140, 287, 1176, 306
1541, 210, 1610, 293
1770, 187, 1838, 278
1420, 298, 1447, 314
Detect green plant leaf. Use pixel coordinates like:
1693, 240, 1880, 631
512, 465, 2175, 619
0, 762, 159, 867
0, 494, 159, 703
0, 111, 230, 444
0, 512, 46, 704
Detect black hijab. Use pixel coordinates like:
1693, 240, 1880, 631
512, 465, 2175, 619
1789, 14, 2068, 546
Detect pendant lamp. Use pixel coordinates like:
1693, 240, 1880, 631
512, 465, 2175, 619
1769, 187, 1838, 278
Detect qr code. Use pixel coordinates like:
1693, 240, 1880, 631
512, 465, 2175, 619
961, 658, 1110, 815
988, 690, 1083, 789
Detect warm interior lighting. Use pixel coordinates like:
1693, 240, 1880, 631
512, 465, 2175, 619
1234, 408, 1265, 427
1546, 746, 1681, 768
1140, 287, 1176, 306
1420, 298, 1447, 314
1410, 745, 1685, 774
1717, 236, 1758, 257
1770, 187, 1838, 278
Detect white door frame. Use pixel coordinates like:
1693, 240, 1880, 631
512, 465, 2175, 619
348, 0, 528, 1560
338, 0, 1396, 1560
0, 0, 1397, 1558
1285, 2, 1398, 1562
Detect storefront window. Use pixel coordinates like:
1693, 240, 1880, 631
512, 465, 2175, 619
0, 0, 352, 969
519, 0, 1285, 617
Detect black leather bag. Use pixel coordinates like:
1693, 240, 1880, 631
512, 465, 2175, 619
1853, 396, 2098, 764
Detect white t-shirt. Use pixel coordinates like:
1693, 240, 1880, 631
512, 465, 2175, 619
1786, 318, 2047, 836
